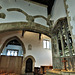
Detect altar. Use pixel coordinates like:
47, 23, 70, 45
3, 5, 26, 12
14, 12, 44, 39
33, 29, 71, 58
46, 70, 75, 75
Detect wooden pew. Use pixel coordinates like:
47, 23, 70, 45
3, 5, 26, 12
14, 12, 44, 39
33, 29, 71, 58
40, 66, 53, 74
34, 67, 41, 75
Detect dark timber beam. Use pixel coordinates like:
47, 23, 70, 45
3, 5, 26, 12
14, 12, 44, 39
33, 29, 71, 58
39, 33, 41, 40
22, 30, 25, 37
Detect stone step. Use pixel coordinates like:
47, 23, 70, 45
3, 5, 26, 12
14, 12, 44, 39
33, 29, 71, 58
26, 73, 34, 75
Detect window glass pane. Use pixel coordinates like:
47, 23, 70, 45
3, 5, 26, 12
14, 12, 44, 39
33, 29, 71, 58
50, 42, 51, 49
43, 39, 51, 49
7, 50, 18, 56
14, 51, 17, 56
11, 51, 14, 56
7, 50, 10, 56
1, 53, 2, 55
47, 41, 50, 49
43, 40, 46, 48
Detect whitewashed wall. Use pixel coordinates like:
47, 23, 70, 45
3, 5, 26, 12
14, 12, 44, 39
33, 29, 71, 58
66, 0, 75, 52
66, 0, 75, 35
0, 31, 52, 67
0, 0, 47, 26
51, 0, 66, 24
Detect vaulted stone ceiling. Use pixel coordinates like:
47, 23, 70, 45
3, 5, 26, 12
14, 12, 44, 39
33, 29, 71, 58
28, 0, 55, 15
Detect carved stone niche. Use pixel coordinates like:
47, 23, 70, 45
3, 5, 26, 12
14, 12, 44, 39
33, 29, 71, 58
28, 44, 32, 50
26, 15, 34, 22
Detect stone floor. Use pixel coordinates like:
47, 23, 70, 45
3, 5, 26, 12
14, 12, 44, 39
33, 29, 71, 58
21, 73, 46, 75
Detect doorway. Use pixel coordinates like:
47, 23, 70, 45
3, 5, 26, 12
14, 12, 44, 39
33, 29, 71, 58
25, 58, 33, 73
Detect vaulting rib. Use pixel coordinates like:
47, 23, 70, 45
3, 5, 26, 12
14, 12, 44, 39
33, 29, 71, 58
7, 8, 49, 25
7, 8, 47, 21
33, 15, 47, 21
7, 8, 28, 17
22, 30, 25, 37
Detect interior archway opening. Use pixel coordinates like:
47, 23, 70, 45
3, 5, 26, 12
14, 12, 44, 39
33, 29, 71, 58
25, 58, 33, 73
0, 35, 26, 56
1, 39, 23, 56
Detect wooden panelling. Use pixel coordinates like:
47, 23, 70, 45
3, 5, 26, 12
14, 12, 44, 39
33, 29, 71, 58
0, 55, 23, 74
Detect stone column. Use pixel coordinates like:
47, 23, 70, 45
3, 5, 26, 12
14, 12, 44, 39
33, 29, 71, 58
51, 35, 56, 69
64, 24, 73, 56
51, 35, 61, 69
51, 36, 55, 57
59, 31, 65, 56
65, 31, 73, 56
56, 35, 60, 57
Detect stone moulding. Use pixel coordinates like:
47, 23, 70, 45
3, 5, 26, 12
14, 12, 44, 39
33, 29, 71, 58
7, 8, 28, 17
7, 8, 47, 21
7, 8, 52, 26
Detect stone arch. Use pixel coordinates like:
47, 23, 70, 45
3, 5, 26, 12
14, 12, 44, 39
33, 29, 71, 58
0, 22, 52, 37
22, 55, 36, 74
52, 17, 67, 33
0, 36, 26, 55
54, 17, 67, 26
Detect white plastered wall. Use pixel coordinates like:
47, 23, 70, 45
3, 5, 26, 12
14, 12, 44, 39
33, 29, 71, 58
0, 0, 47, 26
51, 0, 67, 24
66, 0, 75, 51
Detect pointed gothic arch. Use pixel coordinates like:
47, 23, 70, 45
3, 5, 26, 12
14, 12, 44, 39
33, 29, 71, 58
21, 55, 36, 74
0, 36, 26, 55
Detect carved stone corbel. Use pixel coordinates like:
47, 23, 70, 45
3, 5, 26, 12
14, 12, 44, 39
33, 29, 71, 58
26, 15, 34, 22
0, 6, 2, 9
0, 13, 6, 19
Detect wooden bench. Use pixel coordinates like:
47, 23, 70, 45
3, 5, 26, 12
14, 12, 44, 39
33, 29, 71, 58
0, 70, 18, 75
40, 66, 53, 74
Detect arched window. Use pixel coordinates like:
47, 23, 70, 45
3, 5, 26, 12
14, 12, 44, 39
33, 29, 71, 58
1, 39, 23, 56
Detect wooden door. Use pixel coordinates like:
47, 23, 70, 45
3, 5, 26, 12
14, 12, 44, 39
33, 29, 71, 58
25, 58, 33, 73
